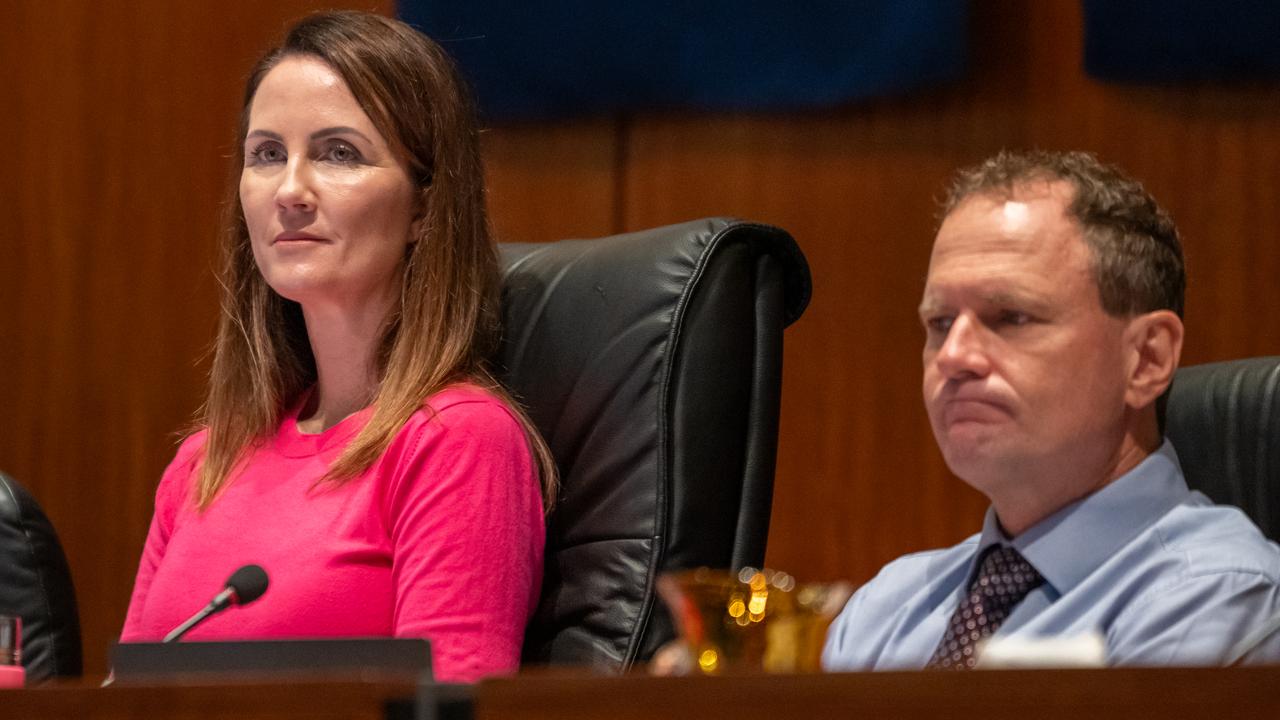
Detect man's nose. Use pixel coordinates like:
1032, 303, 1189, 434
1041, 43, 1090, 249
275, 157, 316, 213
934, 314, 991, 380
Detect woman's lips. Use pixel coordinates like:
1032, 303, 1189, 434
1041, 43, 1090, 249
273, 233, 329, 244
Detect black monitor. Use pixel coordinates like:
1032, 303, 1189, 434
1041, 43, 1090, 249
110, 638, 431, 683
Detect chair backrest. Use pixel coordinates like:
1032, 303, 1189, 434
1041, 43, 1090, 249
498, 218, 811, 671
1165, 357, 1280, 540
0, 471, 83, 681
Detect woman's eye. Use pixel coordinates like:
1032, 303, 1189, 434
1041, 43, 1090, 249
322, 142, 362, 164
248, 143, 285, 164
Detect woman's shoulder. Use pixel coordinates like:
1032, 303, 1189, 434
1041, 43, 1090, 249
382, 382, 532, 468
151, 428, 210, 513
406, 382, 524, 435
174, 427, 211, 455
377, 383, 538, 504
162, 429, 209, 478
422, 382, 514, 411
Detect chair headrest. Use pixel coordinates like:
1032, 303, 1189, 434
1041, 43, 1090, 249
1166, 357, 1280, 539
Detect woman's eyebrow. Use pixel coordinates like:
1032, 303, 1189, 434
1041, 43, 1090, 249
243, 127, 374, 143
245, 129, 283, 142
309, 126, 373, 143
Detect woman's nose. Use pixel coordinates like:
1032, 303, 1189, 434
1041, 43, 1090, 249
274, 157, 316, 213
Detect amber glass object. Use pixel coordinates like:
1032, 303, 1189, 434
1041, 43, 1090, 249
657, 568, 852, 674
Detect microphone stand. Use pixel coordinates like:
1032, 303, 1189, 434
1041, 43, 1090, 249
163, 587, 237, 643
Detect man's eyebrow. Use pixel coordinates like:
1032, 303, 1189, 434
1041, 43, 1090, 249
982, 290, 1049, 310
243, 127, 374, 143
916, 289, 1052, 317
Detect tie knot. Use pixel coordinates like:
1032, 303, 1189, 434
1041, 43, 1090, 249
973, 545, 1042, 597
964, 545, 1044, 632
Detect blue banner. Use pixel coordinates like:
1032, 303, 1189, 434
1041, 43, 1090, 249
399, 1, 968, 122
1084, 0, 1280, 83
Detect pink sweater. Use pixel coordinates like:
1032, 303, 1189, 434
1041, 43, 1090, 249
120, 385, 545, 682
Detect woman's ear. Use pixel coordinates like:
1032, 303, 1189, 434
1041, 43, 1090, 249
1124, 310, 1184, 411
406, 186, 430, 245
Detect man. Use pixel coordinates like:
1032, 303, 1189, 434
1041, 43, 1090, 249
823, 150, 1280, 670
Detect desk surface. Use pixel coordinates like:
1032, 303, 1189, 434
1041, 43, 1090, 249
0, 676, 418, 720
5, 666, 1280, 719
476, 666, 1280, 720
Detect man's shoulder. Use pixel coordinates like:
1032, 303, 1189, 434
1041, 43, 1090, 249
873, 537, 980, 586
823, 535, 980, 671
1150, 500, 1280, 579
839, 534, 980, 617
1095, 500, 1280, 665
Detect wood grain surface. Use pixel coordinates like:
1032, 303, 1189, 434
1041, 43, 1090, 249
475, 666, 1280, 720
1, 677, 415, 720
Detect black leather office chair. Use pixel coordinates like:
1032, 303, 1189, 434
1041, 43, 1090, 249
498, 218, 811, 671
1165, 357, 1280, 540
0, 471, 83, 681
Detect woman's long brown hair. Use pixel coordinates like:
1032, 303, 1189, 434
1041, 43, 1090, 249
195, 11, 557, 510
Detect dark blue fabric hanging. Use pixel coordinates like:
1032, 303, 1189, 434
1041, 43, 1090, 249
1083, 0, 1280, 83
398, 1, 968, 122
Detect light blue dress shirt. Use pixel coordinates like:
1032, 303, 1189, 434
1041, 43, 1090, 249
824, 441, 1280, 669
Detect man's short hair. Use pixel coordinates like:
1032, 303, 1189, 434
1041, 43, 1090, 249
943, 150, 1186, 318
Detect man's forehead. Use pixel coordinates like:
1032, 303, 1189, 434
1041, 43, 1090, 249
933, 182, 1085, 262
924, 180, 1095, 305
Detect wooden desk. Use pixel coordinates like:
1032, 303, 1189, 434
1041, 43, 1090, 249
475, 666, 1280, 720
7, 666, 1280, 719
0, 677, 419, 720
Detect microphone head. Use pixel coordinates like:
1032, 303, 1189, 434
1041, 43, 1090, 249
226, 564, 269, 606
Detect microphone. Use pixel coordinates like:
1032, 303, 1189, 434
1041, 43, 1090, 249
162, 564, 269, 643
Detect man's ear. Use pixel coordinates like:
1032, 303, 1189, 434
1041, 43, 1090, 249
1124, 310, 1184, 410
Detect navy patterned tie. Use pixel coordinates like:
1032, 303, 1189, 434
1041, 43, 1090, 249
926, 544, 1044, 670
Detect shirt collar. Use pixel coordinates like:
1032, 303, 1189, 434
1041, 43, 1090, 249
974, 439, 1191, 595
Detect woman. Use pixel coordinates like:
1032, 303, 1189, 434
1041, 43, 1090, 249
120, 11, 556, 682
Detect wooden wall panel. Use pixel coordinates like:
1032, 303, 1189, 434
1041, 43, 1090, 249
483, 121, 621, 242
0, 0, 393, 676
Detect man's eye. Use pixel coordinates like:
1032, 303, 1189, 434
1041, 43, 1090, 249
248, 143, 285, 164
926, 316, 954, 334
1000, 310, 1031, 326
